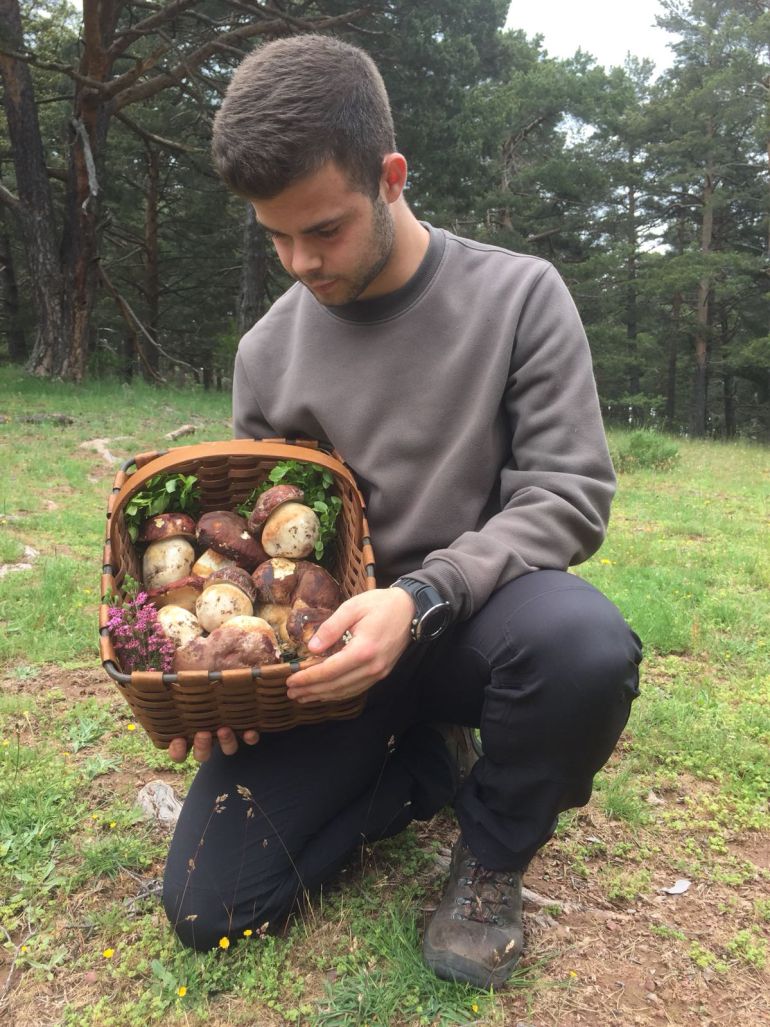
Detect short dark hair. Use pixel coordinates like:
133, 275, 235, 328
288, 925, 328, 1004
212, 34, 396, 200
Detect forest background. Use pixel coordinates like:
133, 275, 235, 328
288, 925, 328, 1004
0, 0, 769, 440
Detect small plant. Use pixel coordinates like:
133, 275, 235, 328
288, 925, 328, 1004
611, 430, 680, 473
237, 460, 342, 563
106, 592, 175, 672
725, 928, 767, 970
124, 472, 201, 542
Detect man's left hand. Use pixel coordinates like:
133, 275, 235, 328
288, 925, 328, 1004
285, 587, 415, 702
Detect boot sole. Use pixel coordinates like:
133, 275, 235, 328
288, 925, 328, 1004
423, 939, 521, 990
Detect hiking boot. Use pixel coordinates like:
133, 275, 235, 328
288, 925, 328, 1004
431, 723, 481, 784
422, 837, 523, 989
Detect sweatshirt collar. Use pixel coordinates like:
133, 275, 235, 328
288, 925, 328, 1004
321, 223, 445, 324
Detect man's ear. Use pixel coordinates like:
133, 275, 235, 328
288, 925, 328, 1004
380, 153, 408, 202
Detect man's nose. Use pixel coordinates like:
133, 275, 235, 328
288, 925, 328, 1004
291, 240, 322, 279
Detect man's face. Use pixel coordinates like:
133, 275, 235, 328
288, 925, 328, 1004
251, 161, 395, 307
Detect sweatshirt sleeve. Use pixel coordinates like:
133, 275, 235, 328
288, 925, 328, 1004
232, 348, 275, 440
409, 265, 616, 621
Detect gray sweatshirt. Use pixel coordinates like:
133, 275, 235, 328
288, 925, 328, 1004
233, 224, 615, 621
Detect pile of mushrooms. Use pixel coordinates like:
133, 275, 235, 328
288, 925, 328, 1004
132, 484, 342, 672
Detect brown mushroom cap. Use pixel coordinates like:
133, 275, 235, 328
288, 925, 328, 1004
196, 510, 267, 571
247, 484, 305, 534
206, 566, 257, 604
251, 558, 300, 605
139, 512, 197, 543
252, 558, 341, 609
146, 574, 204, 612
285, 604, 338, 660
173, 616, 281, 672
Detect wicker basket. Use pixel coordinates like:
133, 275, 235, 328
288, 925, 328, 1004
99, 439, 376, 748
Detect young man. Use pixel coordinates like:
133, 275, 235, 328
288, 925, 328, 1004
163, 34, 642, 990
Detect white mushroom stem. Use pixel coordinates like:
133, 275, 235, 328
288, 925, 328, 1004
142, 538, 196, 590
195, 583, 254, 633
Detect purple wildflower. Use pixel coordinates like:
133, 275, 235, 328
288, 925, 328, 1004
108, 592, 175, 673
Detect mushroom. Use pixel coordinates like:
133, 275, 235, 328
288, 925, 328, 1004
157, 605, 204, 648
191, 548, 236, 579
247, 484, 305, 535
173, 615, 281, 672
138, 512, 196, 545
252, 559, 341, 609
142, 536, 196, 590
196, 510, 267, 572
261, 502, 321, 559
146, 574, 204, 613
285, 602, 341, 660
195, 566, 256, 632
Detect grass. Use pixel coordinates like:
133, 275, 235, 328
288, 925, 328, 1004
0, 367, 768, 1025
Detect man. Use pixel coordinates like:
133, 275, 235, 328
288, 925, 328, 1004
163, 34, 642, 990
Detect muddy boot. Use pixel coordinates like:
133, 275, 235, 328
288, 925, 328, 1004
422, 837, 523, 989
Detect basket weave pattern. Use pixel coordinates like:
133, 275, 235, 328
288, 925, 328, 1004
99, 440, 375, 747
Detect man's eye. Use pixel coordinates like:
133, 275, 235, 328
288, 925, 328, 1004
317, 227, 340, 239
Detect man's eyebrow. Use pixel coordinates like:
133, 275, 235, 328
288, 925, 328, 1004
256, 215, 343, 236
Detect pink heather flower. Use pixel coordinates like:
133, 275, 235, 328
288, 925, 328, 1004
108, 593, 175, 673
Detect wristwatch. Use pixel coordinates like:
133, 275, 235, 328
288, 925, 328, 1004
391, 576, 452, 643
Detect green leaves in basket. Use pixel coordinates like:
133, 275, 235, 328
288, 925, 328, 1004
236, 460, 342, 564
124, 472, 201, 542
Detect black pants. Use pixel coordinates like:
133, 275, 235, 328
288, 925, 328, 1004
163, 570, 642, 951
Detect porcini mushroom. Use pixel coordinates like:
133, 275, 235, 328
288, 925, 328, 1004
261, 502, 320, 559
196, 510, 267, 572
173, 615, 281, 672
142, 536, 196, 590
247, 484, 305, 535
157, 605, 204, 648
195, 566, 256, 632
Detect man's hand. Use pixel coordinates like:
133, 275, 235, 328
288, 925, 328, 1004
167, 727, 260, 764
285, 587, 415, 703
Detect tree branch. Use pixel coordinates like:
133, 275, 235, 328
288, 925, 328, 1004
107, 0, 202, 61
112, 7, 373, 110
0, 181, 20, 211
114, 111, 200, 155
0, 47, 107, 92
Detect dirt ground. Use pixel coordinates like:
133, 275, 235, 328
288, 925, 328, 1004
3, 666, 769, 1027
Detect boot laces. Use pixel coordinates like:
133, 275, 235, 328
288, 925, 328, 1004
453, 857, 518, 925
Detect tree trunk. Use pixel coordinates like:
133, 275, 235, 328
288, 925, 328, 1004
0, 210, 27, 362
691, 164, 715, 437
666, 292, 680, 430
625, 172, 640, 410
142, 146, 160, 380
238, 204, 268, 336
0, 0, 66, 374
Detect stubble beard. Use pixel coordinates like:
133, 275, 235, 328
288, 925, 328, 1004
305, 197, 395, 306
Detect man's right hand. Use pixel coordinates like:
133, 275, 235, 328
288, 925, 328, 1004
168, 727, 260, 764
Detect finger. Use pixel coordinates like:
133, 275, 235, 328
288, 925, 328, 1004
217, 726, 239, 756
192, 731, 214, 763
167, 737, 188, 763
306, 602, 359, 654
241, 729, 260, 746
287, 645, 361, 690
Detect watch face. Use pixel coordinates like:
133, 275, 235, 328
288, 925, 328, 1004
415, 601, 452, 642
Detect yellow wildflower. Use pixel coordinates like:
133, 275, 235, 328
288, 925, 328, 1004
218, 937, 230, 950
177, 985, 187, 997
103, 948, 115, 959
127, 723, 136, 732
243, 929, 253, 937
471, 1002, 479, 1013
109, 821, 117, 829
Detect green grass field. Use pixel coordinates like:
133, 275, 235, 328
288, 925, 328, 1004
1, 367, 768, 1026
